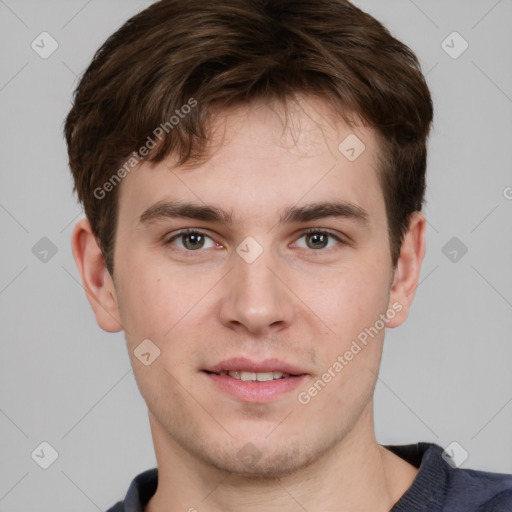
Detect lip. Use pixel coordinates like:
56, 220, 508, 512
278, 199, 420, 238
204, 357, 308, 375
202, 357, 309, 403
203, 372, 308, 403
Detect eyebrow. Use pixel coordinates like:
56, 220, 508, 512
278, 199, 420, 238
138, 199, 369, 227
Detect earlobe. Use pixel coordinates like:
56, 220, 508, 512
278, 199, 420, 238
386, 211, 426, 328
71, 218, 123, 333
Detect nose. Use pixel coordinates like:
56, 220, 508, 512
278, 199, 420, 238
218, 244, 295, 337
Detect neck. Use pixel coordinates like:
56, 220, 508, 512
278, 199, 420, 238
145, 404, 418, 512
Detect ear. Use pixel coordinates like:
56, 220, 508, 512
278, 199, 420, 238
386, 211, 426, 328
71, 218, 123, 332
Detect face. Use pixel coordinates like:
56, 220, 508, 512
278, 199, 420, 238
99, 96, 414, 477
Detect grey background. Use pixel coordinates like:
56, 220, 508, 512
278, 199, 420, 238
0, 0, 511, 510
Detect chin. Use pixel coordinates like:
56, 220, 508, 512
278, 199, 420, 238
198, 437, 326, 480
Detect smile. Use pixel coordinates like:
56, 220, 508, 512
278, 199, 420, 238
211, 370, 292, 381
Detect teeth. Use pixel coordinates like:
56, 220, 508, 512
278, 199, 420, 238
256, 372, 274, 382
225, 370, 290, 381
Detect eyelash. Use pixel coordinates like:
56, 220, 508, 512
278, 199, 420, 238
164, 228, 347, 255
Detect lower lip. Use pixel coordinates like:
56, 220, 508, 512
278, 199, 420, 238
203, 372, 308, 403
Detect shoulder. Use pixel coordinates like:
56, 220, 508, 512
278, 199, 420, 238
105, 501, 124, 512
386, 442, 512, 512
447, 466, 512, 511
483, 489, 512, 512
105, 467, 158, 512
424, 443, 512, 511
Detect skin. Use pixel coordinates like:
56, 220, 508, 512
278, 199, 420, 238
72, 95, 426, 512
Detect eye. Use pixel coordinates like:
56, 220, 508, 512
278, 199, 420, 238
293, 229, 345, 251
164, 228, 347, 254
165, 229, 219, 251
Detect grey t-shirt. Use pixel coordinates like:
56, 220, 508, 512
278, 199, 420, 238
106, 442, 512, 511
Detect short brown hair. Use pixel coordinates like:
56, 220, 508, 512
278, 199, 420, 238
64, 0, 433, 276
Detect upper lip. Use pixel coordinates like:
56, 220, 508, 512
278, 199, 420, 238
204, 357, 308, 375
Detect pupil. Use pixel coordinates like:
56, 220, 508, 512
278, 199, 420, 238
308, 233, 327, 249
185, 233, 203, 250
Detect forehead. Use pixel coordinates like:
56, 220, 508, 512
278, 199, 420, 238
117, 95, 386, 229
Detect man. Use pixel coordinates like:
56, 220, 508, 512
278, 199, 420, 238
64, 0, 512, 510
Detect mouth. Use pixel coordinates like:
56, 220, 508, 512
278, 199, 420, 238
202, 358, 309, 402
203, 357, 308, 379
204, 370, 299, 381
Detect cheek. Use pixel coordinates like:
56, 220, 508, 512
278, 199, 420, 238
118, 268, 203, 397
309, 273, 387, 409
116, 259, 216, 368
303, 261, 390, 339
115, 262, 182, 345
